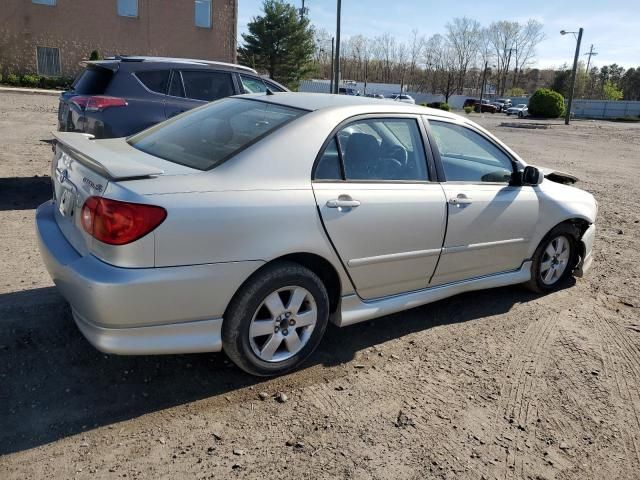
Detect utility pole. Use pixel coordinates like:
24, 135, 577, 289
363, 59, 368, 95
502, 48, 514, 96
479, 61, 488, 107
329, 37, 335, 94
564, 27, 583, 125
299, 0, 308, 19
333, 0, 342, 94
584, 44, 598, 73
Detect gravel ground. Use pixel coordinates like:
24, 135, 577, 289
1, 92, 639, 480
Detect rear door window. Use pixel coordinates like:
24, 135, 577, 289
135, 70, 170, 94
181, 70, 234, 102
72, 65, 114, 94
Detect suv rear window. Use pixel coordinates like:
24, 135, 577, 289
72, 65, 114, 94
128, 98, 306, 170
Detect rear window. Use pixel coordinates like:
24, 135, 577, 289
128, 98, 306, 170
72, 65, 114, 94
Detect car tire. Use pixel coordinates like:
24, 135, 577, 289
222, 261, 330, 376
518, 112, 524, 118
524, 223, 580, 294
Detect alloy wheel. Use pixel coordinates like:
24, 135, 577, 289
540, 235, 571, 285
248, 286, 318, 362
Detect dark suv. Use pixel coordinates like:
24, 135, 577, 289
58, 56, 288, 139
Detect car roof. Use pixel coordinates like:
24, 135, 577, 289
94, 56, 258, 74
239, 92, 458, 118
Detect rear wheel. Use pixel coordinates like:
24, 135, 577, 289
222, 261, 329, 376
524, 224, 579, 293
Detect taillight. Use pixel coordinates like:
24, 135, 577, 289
81, 197, 166, 245
70, 95, 127, 112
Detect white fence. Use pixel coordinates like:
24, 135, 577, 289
297, 80, 527, 109
297, 80, 640, 118
571, 100, 640, 119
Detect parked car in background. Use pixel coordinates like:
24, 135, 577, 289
491, 101, 505, 112
37, 93, 596, 376
463, 98, 478, 108
496, 98, 512, 108
58, 56, 288, 139
474, 99, 497, 113
364, 93, 385, 99
506, 104, 529, 118
389, 94, 415, 104
339, 86, 361, 96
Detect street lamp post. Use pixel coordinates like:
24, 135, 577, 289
333, 0, 342, 94
561, 28, 584, 125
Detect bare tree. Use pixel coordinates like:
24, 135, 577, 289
487, 21, 520, 95
446, 17, 481, 94
512, 19, 545, 87
306, 17, 545, 96
376, 33, 396, 84
407, 29, 424, 90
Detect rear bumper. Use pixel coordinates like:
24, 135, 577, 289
73, 310, 224, 355
36, 201, 264, 354
575, 223, 596, 277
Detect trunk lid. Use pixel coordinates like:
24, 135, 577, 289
51, 132, 195, 257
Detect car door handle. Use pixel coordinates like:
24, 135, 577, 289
326, 199, 361, 208
449, 194, 472, 206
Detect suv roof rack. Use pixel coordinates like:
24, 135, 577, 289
106, 55, 257, 74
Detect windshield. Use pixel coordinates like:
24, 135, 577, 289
128, 98, 306, 170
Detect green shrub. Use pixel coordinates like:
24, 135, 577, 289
528, 88, 565, 118
21, 74, 40, 88
439, 103, 450, 111
6, 73, 20, 86
464, 106, 473, 114
420, 102, 428, 107
89, 50, 102, 61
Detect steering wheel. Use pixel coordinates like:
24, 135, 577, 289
381, 144, 408, 166
374, 156, 404, 179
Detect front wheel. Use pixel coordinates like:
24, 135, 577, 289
524, 224, 579, 293
222, 261, 329, 376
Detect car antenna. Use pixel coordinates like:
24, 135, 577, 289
266, 87, 275, 96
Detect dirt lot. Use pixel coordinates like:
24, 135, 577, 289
1, 91, 639, 480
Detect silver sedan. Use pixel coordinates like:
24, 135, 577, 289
36, 93, 597, 376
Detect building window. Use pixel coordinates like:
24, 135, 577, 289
117, 0, 138, 17
195, 0, 212, 28
32, 0, 56, 5
36, 46, 61, 77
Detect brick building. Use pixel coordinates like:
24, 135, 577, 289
0, 0, 238, 78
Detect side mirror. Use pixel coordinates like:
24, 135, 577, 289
522, 165, 543, 186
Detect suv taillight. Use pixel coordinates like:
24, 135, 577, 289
81, 197, 166, 245
70, 95, 127, 112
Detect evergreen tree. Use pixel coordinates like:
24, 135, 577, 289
238, 0, 315, 88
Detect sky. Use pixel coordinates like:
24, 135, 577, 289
238, 0, 640, 69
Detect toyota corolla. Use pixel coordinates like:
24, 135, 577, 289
36, 93, 597, 376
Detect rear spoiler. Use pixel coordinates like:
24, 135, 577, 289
77, 60, 120, 72
52, 132, 164, 180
